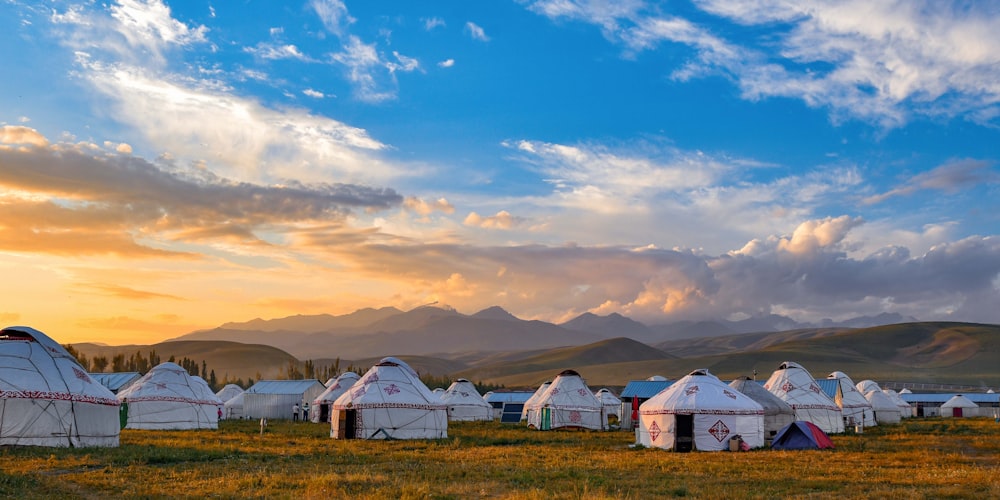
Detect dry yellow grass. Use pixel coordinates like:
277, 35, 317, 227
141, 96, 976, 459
1, 418, 999, 499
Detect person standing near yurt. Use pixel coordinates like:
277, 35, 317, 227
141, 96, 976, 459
0, 326, 121, 447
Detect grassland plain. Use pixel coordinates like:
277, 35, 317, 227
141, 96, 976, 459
1, 418, 999, 499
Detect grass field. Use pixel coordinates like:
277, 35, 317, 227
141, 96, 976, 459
2, 418, 999, 499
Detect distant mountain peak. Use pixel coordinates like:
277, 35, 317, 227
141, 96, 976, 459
472, 306, 519, 321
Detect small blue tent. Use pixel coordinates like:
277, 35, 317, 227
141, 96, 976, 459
771, 421, 834, 450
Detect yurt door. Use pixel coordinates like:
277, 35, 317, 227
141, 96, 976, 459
319, 404, 330, 423
675, 414, 694, 452
953, 407, 963, 418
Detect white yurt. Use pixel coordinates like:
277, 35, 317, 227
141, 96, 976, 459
882, 389, 912, 418
728, 376, 795, 438
117, 362, 220, 430
0, 326, 120, 447
525, 370, 605, 431
521, 381, 551, 422
594, 388, 622, 427
216, 384, 244, 404
855, 379, 880, 395
331, 357, 447, 440
763, 362, 844, 434
638, 369, 765, 452
941, 395, 978, 418
864, 389, 902, 424
311, 372, 360, 423
827, 371, 875, 427
223, 391, 245, 420
440, 379, 493, 422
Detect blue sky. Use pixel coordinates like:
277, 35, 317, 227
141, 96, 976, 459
1, 0, 998, 343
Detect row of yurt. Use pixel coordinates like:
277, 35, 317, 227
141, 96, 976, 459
311, 372, 360, 423
637, 369, 765, 452
331, 357, 447, 440
854, 380, 902, 424
0, 326, 121, 447
525, 370, 606, 431
117, 362, 223, 430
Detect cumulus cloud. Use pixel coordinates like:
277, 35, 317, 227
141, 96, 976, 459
0, 126, 49, 148
438, 58, 455, 68
404, 197, 455, 216
326, 216, 1000, 324
464, 210, 524, 230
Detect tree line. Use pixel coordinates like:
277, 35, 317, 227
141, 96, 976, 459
63, 345, 500, 395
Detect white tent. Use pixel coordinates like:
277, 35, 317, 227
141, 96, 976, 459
827, 371, 875, 427
941, 395, 978, 418
0, 326, 120, 447
311, 372, 360, 423
882, 389, 912, 418
440, 379, 493, 422
117, 362, 220, 430
521, 381, 551, 422
331, 357, 447, 440
595, 388, 622, 427
763, 362, 844, 434
216, 384, 244, 404
525, 370, 605, 431
855, 379, 880, 395
223, 391, 245, 420
728, 376, 795, 438
864, 389, 902, 424
638, 369, 765, 452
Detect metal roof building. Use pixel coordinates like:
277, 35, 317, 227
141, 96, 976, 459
900, 392, 999, 418
243, 379, 326, 420
89, 372, 142, 394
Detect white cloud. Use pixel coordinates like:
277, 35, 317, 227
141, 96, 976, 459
465, 22, 490, 41
438, 59, 455, 68
110, 0, 208, 59
464, 210, 524, 230
423, 17, 446, 31
525, 0, 1000, 127
302, 88, 326, 99
311, 0, 354, 38
864, 158, 999, 204
245, 42, 309, 61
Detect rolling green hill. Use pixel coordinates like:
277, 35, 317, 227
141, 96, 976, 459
461, 322, 1000, 389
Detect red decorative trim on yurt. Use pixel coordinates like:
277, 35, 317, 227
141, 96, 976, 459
122, 395, 221, 405
0, 390, 119, 406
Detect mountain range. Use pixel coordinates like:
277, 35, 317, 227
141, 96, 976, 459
168, 305, 917, 360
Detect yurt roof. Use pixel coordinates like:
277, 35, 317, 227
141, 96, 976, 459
940, 394, 982, 408
245, 379, 324, 395
729, 376, 794, 416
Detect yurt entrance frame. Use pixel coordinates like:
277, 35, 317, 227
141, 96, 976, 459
675, 414, 694, 452
335, 409, 358, 439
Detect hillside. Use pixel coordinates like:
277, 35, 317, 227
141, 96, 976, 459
464, 322, 1000, 388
